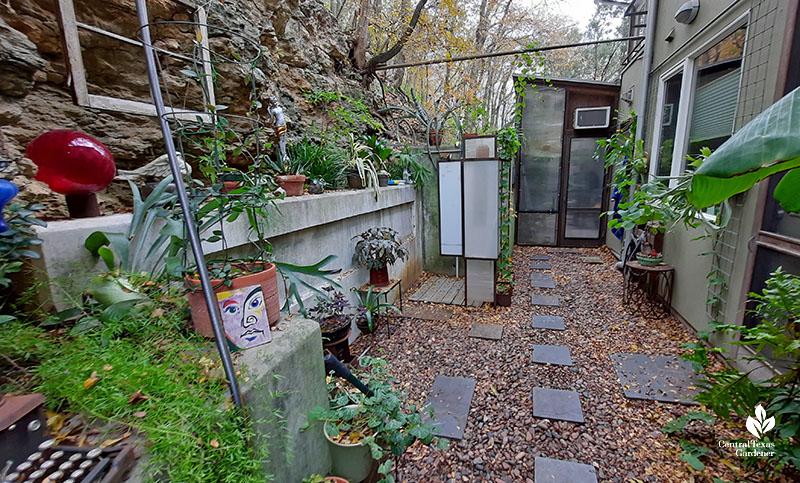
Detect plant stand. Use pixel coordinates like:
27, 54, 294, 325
357, 278, 403, 337
623, 261, 674, 318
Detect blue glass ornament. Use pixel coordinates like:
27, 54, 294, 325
0, 179, 19, 233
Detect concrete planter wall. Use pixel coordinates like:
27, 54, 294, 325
31, 185, 422, 316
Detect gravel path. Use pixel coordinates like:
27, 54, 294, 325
348, 246, 778, 482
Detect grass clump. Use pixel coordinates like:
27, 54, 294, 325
0, 274, 275, 482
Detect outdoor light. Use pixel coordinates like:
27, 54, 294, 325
26, 130, 116, 218
0, 179, 18, 233
675, 0, 699, 25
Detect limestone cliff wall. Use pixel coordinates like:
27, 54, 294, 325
0, 0, 372, 216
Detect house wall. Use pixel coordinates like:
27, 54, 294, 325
613, 0, 792, 342
30, 186, 422, 325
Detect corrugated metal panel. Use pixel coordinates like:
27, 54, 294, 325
690, 68, 741, 143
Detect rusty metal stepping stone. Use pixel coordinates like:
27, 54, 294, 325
580, 256, 603, 264
532, 345, 573, 366
403, 305, 454, 321
532, 387, 584, 423
530, 255, 550, 261
531, 273, 556, 288
469, 323, 503, 340
532, 315, 565, 330
610, 353, 700, 405
547, 248, 582, 254
535, 457, 598, 483
423, 375, 476, 440
530, 262, 552, 270
531, 295, 560, 307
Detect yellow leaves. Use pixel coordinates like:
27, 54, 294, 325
83, 371, 100, 390
46, 411, 65, 433
150, 308, 165, 318
103, 364, 114, 371
210, 439, 220, 448
100, 432, 131, 448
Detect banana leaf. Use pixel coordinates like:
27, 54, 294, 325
689, 86, 800, 213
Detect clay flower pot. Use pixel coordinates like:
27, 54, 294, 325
428, 129, 444, 146
346, 173, 364, 189
275, 174, 306, 196
185, 262, 280, 337
495, 283, 513, 307
369, 266, 389, 287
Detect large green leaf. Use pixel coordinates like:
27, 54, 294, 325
689, 86, 800, 212
274, 255, 341, 314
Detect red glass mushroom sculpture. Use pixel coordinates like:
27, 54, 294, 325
26, 130, 116, 218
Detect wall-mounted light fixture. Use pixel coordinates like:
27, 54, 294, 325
675, 0, 700, 24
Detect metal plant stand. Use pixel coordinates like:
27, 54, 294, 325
358, 279, 403, 336
623, 261, 675, 318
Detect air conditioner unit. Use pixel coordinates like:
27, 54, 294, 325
574, 106, 611, 129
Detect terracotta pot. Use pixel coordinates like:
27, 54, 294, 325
355, 315, 380, 334
275, 174, 306, 196
185, 262, 281, 338
369, 267, 389, 287
346, 173, 364, 189
428, 129, 444, 146
325, 477, 350, 483
322, 326, 352, 363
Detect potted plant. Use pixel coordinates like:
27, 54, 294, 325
303, 476, 349, 483
264, 153, 308, 197
308, 357, 448, 482
308, 287, 354, 362
376, 170, 390, 187
352, 227, 408, 288
352, 286, 401, 334
495, 262, 514, 307
344, 134, 379, 193
635, 221, 665, 266
184, 181, 283, 335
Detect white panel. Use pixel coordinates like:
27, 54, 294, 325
466, 259, 494, 304
439, 161, 463, 255
463, 160, 499, 258
464, 137, 496, 159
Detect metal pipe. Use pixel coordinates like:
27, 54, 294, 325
635, 0, 657, 141
374, 36, 645, 71
134, 0, 243, 411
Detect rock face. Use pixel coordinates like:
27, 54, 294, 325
0, 0, 372, 217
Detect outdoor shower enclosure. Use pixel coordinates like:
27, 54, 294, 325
515, 77, 619, 247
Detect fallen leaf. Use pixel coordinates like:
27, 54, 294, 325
132, 411, 147, 418
150, 308, 165, 318
83, 371, 99, 390
128, 389, 150, 405
103, 364, 113, 371
46, 412, 65, 433
210, 439, 219, 448
99, 432, 131, 448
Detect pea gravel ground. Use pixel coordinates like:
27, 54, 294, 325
349, 246, 797, 482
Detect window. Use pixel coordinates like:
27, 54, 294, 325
651, 22, 748, 184
56, 0, 213, 119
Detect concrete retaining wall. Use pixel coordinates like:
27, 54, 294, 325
31, 185, 422, 317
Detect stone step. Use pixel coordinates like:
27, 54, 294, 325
532, 387, 584, 423
530, 255, 550, 261
532, 345, 573, 366
531, 315, 565, 330
530, 262, 552, 270
423, 375, 476, 440
530, 273, 556, 289
469, 322, 503, 340
531, 295, 560, 307
534, 457, 598, 483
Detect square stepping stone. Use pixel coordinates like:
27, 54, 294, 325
403, 305, 454, 321
531, 315, 565, 330
532, 345, 573, 366
535, 457, 598, 483
423, 376, 476, 440
469, 323, 503, 340
530, 255, 550, 261
530, 262, 552, 270
531, 273, 556, 288
547, 248, 582, 254
532, 387, 584, 423
531, 295, 560, 306
610, 353, 700, 405
580, 256, 604, 264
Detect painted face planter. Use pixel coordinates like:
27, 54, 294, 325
26, 130, 116, 218
216, 284, 272, 350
